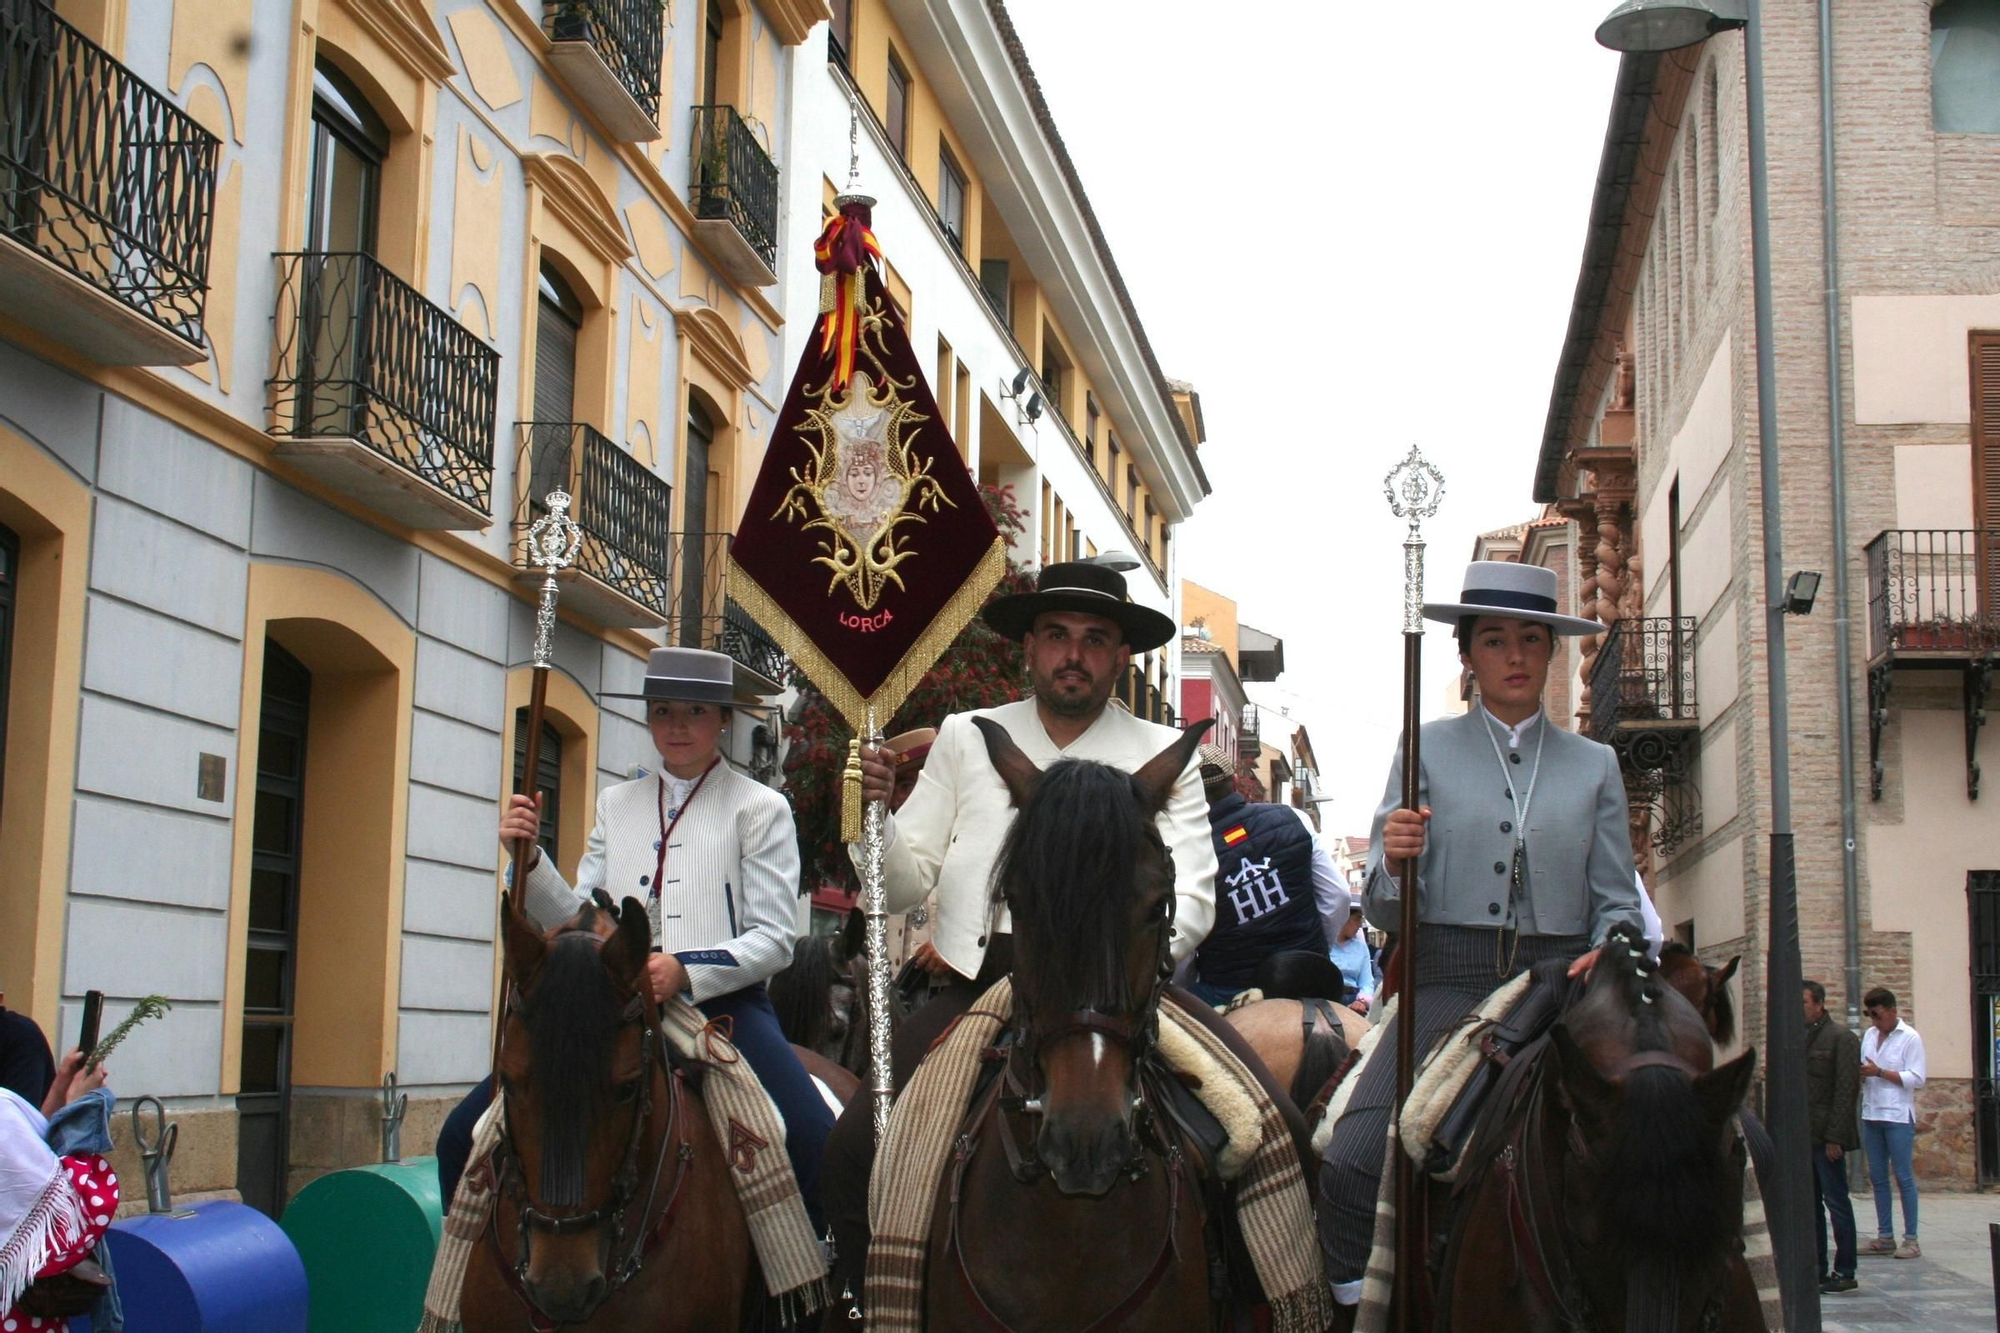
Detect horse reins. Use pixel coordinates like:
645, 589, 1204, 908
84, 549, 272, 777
938, 848, 1191, 1331
488, 931, 699, 1329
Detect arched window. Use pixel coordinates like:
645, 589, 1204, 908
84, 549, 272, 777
680, 396, 718, 646
1933, 0, 2000, 133
305, 60, 389, 254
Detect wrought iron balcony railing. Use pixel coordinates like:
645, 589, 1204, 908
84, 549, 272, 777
1586, 616, 1698, 747
722, 599, 787, 686
542, 0, 664, 125
270, 251, 499, 515
690, 104, 778, 271
1238, 702, 1261, 752
1865, 528, 2000, 660
515, 423, 674, 618
0, 0, 219, 347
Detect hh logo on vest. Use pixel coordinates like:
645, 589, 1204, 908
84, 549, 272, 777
1224, 855, 1291, 923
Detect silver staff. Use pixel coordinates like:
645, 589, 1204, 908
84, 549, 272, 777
1382, 443, 1442, 1333
859, 707, 894, 1138
511, 490, 583, 891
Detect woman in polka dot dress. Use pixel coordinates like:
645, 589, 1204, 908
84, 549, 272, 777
1, 1050, 120, 1331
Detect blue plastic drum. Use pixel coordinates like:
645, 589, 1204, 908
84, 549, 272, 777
74, 1200, 309, 1333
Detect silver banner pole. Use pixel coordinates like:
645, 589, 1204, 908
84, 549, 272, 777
859, 707, 894, 1138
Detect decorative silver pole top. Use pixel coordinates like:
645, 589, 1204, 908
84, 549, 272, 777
528, 489, 583, 669
1383, 444, 1445, 541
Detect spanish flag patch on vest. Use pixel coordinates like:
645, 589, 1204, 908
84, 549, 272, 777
1222, 825, 1249, 847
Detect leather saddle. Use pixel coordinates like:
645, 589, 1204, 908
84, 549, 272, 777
1423, 958, 1580, 1181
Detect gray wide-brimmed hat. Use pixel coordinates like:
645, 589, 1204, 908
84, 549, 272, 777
601, 646, 781, 706
982, 561, 1176, 652
1422, 561, 1602, 636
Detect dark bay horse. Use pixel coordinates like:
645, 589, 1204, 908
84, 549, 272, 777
458, 892, 753, 1332
919, 718, 1220, 1331
1659, 941, 1740, 1047
1432, 925, 1762, 1333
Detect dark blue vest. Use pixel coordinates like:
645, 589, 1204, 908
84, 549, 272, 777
1195, 794, 1324, 990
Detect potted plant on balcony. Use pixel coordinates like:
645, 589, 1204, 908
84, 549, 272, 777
1896, 616, 1969, 652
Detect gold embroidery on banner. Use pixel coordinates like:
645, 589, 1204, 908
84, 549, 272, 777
774, 298, 957, 611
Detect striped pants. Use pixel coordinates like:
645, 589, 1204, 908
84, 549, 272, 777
1316, 924, 1587, 1283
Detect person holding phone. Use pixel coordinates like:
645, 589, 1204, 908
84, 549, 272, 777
1, 1047, 118, 1329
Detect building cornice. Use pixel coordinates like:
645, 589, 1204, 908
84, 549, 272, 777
345, 0, 458, 84
891, 0, 1210, 519
523, 153, 636, 266
1535, 45, 1703, 504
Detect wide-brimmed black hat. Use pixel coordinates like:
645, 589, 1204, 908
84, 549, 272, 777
982, 561, 1176, 652
600, 646, 782, 706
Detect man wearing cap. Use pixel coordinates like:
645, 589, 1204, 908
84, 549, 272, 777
1189, 747, 1347, 1008
1328, 894, 1379, 1013
821, 561, 1308, 1298
1317, 561, 1642, 1305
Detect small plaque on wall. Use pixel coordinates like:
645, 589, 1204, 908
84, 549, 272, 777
197, 753, 227, 802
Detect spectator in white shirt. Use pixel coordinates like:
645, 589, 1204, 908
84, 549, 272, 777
1858, 986, 1926, 1259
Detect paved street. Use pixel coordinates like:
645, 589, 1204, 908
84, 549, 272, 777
1820, 1191, 1998, 1332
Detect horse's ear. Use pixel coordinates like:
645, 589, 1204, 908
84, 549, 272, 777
1710, 954, 1741, 990
599, 896, 654, 996
1132, 718, 1214, 816
1692, 1047, 1757, 1127
501, 890, 547, 991
972, 716, 1043, 809
1550, 1022, 1616, 1124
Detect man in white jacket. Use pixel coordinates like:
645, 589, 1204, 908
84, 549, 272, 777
818, 562, 1302, 1299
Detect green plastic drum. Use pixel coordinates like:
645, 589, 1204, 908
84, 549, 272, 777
280, 1158, 443, 1332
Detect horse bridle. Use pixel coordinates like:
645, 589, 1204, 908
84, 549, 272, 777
489, 933, 697, 1328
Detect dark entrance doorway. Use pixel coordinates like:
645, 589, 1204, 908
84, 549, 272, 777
1970, 869, 2000, 1183
680, 398, 715, 646
239, 641, 310, 1218
512, 707, 562, 868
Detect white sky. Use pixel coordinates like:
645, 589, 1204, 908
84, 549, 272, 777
1001, 0, 1626, 839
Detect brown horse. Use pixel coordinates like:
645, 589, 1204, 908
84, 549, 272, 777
1659, 941, 1741, 1046
458, 893, 753, 1331
916, 718, 1219, 1331
1431, 924, 1763, 1333
1225, 997, 1368, 1127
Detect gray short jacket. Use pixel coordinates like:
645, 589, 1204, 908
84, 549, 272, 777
1363, 710, 1641, 945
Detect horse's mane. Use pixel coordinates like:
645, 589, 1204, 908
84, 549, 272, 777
1587, 931, 1735, 1266
993, 758, 1161, 1013
770, 931, 838, 1050
520, 925, 625, 1209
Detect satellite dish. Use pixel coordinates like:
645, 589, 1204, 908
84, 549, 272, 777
1025, 393, 1043, 422
1009, 366, 1033, 396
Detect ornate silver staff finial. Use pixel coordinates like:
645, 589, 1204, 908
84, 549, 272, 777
1384, 445, 1445, 635
526, 489, 583, 669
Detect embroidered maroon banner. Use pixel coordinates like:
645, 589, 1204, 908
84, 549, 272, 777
728, 203, 1004, 733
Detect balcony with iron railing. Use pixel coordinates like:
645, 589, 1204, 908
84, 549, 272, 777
268, 251, 499, 529
541, 0, 665, 142
1587, 616, 1700, 853
1238, 702, 1261, 754
1864, 529, 1998, 800
514, 423, 675, 627
689, 104, 778, 288
0, 0, 218, 364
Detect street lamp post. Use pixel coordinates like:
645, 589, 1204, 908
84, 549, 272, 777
1596, 3, 1820, 1330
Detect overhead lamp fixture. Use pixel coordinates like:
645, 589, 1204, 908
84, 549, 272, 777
1003, 366, 1032, 398
1594, 0, 1745, 52
1782, 570, 1821, 616
1024, 392, 1043, 423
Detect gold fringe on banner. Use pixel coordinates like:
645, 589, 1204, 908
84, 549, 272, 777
725, 538, 1008, 742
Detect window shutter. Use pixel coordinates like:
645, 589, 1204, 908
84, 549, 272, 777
1974, 332, 2000, 619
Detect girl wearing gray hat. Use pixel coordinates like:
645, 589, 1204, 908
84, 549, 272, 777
1316, 562, 1643, 1304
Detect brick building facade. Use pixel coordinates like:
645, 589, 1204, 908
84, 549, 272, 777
1534, 2, 2000, 1185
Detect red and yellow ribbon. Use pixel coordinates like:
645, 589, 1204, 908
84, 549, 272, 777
814, 200, 882, 392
